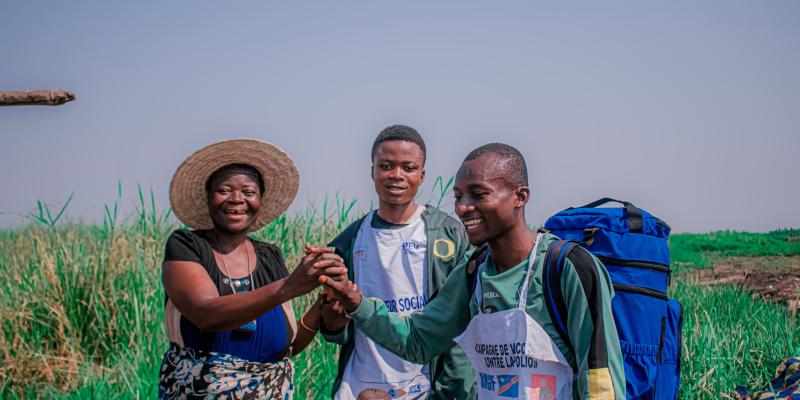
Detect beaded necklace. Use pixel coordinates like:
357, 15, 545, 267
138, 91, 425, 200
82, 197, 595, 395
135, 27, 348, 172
213, 233, 257, 334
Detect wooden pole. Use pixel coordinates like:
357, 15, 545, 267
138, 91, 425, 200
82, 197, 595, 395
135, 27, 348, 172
0, 89, 76, 106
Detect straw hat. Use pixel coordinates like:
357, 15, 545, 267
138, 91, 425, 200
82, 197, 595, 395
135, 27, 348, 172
169, 139, 299, 232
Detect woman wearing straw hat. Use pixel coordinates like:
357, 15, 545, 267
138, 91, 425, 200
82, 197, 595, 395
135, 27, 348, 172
159, 139, 346, 400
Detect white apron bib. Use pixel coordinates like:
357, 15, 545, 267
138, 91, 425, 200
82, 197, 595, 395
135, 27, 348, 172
454, 235, 574, 400
336, 211, 431, 400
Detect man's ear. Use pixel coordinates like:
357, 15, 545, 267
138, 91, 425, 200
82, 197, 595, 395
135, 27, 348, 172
515, 186, 530, 208
420, 169, 425, 184
370, 165, 374, 181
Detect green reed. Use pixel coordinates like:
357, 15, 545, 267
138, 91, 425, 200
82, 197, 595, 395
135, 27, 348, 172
0, 190, 365, 399
669, 230, 800, 398
2, 184, 799, 399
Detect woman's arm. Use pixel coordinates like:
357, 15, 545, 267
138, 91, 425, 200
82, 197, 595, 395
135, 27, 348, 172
162, 250, 346, 332
290, 297, 323, 354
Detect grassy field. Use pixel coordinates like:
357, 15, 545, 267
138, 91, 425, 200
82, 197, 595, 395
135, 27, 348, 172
670, 229, 800, 398
0, 192, 354, 399
1, 193, 799, 398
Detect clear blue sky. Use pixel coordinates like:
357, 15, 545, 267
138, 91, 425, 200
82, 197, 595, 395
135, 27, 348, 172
2, 1, 798, 232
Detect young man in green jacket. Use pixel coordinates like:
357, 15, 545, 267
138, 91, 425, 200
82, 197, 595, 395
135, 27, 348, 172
319, 125, 475, 399
322, 143, 626, 400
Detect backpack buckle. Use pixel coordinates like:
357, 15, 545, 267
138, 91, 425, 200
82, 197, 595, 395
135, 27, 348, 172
583, 227, 599, 245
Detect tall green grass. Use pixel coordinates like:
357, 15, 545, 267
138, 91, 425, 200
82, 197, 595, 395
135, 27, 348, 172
0, 191, 360, 399
2, 187, 800, 399
669, 230, 800, 398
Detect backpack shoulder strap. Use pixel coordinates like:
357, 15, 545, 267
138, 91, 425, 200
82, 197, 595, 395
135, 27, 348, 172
466, 243, 490, 296
542, 239, 582, 353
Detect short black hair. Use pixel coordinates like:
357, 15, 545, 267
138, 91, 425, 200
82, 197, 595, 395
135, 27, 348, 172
371, 125, 427, 164
464, 143, 528, 188
205, 163, 265, 195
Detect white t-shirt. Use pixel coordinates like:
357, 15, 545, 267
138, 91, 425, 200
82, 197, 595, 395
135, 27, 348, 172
336, 207, 431, 400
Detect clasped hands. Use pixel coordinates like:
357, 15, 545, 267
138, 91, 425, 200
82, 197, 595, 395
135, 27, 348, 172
301, 245, 364, 333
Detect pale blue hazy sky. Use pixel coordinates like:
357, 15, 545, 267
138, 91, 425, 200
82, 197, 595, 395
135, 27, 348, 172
1, 1, 799, 232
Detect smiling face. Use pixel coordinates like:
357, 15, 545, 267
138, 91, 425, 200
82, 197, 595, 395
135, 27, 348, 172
371, 140, 425, 207
206, 172, 262, 234
453, 153, 529, 246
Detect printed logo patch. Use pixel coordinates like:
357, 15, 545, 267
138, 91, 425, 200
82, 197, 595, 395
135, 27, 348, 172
383, 295, 426, 313
528, 374, 557, 400
407, 383, 422, 394
496, 374, 520, 398
479, 372, 496, 391
388, 387, 407, 398
353, 247, 366, 261
402, 240, 425, 254
433, 239, 455, 259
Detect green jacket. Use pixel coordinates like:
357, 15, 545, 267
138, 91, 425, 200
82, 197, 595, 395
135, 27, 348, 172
347, 233, 626, 400
322, 206, 476, 399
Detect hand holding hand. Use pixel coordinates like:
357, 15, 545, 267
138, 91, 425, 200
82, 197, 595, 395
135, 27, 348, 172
282, 245, 346, 299
319, 274, 362, 312
318, 293, 350, 332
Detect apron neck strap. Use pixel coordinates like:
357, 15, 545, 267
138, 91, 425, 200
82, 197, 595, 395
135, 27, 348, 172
362, 211, 375, 228
517, 233, 543, 310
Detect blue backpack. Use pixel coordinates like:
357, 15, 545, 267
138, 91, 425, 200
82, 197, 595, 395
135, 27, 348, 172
543, 198, 682, 400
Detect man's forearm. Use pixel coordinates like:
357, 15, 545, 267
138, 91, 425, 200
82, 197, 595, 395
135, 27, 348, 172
347, 263, 474, 364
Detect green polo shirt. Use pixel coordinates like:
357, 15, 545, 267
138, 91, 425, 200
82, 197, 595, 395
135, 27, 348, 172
349, 232, 626, 399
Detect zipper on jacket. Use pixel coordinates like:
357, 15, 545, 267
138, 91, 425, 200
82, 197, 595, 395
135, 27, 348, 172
423, 210, 435, 301
612, 283, 669, 300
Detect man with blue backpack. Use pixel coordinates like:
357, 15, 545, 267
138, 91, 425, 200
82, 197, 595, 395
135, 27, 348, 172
322, 143, 626, 399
